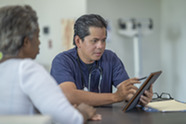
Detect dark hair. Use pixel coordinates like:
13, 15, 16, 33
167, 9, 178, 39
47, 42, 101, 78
73, 14, 107, 45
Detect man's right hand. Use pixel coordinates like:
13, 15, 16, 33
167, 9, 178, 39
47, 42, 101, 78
115, 78, 141, 102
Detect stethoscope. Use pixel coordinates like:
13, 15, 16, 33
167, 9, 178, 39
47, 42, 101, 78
77, 54, 103, 93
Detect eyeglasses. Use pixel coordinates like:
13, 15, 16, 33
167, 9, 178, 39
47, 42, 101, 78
152, 92, 174, 101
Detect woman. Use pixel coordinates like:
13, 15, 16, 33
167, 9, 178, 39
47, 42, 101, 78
0, 5, 100, 124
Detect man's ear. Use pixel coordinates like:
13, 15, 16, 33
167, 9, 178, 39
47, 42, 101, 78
75, 35, 82, 48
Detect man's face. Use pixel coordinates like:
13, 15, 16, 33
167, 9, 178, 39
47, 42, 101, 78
78, 27, 106, 64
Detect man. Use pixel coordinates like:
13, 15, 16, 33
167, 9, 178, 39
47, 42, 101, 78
51, 14, 153, 106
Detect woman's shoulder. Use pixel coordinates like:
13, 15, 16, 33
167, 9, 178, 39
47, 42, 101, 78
20, 58, 45, 71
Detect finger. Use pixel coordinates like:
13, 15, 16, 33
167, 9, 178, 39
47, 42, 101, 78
149, 84, 153, 93
140, 95, 150, 105
139, 96, 148, 106
125, 80, 141, 86
144, 90, 153, 99
126, 89, 137, 96
125, 85, 138, 92
89, 114, 102, 121
130, 77, 139, 80
117, 78, 141, 88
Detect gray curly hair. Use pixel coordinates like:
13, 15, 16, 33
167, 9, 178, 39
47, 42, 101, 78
0, 5, 38, 57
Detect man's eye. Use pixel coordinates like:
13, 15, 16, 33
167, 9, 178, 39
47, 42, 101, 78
102, 39, 106, 42
92, 39, 98, 43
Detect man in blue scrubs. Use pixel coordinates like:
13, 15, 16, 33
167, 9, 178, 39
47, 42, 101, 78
51, 14, 153, 106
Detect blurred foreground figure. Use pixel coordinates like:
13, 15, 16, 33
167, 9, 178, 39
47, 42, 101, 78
0, 5, 101, 124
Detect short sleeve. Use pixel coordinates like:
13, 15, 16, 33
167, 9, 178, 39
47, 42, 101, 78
112, 53, 129, 87
50, 53, 75, 84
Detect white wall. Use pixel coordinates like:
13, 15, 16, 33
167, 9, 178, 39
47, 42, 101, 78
161, 0, 186, 101
0, 0, 86, 71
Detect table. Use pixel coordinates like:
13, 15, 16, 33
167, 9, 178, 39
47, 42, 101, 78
87, 102, 186, 124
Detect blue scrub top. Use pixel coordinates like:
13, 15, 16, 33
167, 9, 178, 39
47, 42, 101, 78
51, 47, 129, 93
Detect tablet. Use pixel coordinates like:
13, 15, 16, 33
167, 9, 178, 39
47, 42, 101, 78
122, 70, 162, 112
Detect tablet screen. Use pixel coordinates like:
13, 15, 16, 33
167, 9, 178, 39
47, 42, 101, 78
122, 71, 162, 112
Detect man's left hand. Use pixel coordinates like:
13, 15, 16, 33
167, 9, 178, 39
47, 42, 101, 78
139, 84, 153, 106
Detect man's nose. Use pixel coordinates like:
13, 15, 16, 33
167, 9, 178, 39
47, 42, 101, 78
96, 41, 105, 49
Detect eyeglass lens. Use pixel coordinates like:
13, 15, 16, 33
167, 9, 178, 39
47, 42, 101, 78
152, 92, 173, 101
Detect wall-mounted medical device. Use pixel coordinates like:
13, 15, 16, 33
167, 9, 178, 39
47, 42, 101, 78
118, 18, 153, 77
118, 18, 153, 37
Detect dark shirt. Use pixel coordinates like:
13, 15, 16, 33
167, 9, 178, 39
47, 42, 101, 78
51, 47, 129, 93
